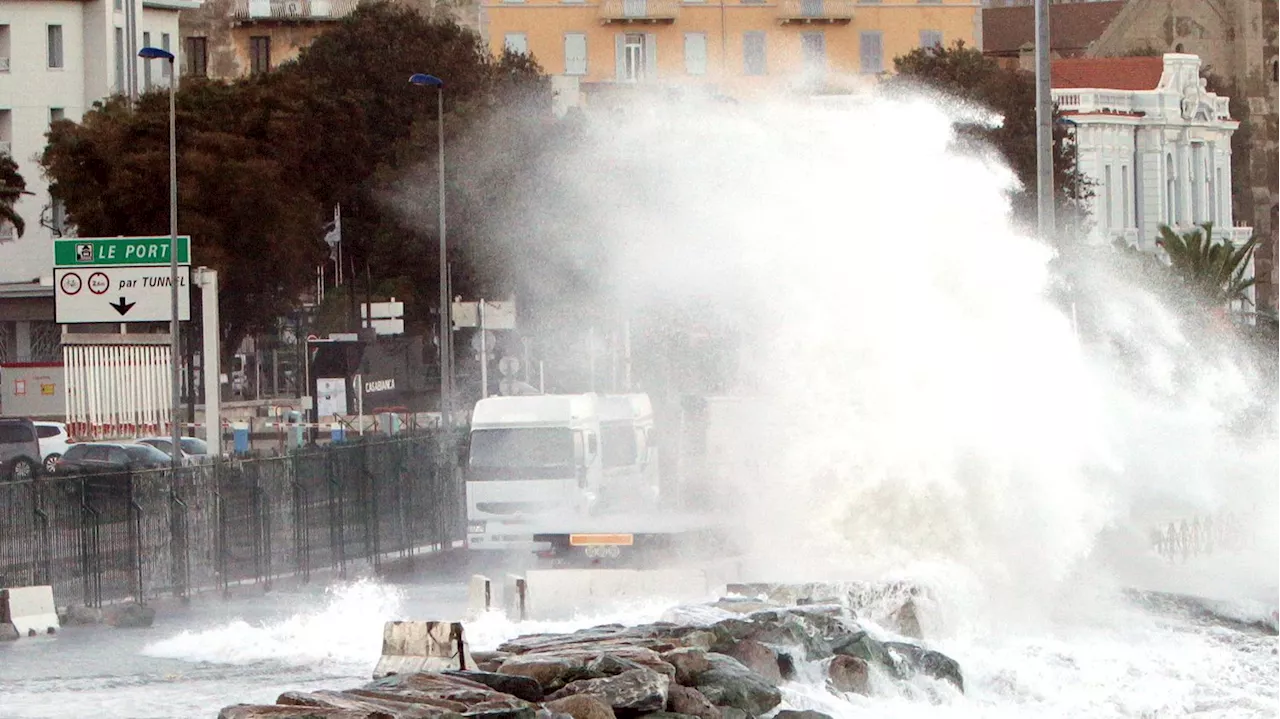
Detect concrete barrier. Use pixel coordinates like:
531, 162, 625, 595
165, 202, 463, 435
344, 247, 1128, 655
0, 586, 59, 639
503, 574, 527, 621
467, 574, 492, 618
522, 568, 714, 620
372, 621, 476, 679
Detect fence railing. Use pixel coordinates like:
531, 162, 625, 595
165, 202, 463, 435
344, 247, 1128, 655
1151, 513, 1255, 562
0, 434, 463, 607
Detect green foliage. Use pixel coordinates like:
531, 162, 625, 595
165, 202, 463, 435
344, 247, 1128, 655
0, 152, 28, 237
1156, 223, 1259, 307
40, 1, 547, 356
887, 41, 1090, 236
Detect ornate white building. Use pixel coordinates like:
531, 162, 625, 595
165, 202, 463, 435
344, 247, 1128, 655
1052, 53, 1254, 257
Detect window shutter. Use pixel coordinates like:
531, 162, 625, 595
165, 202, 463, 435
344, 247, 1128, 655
859, 31, 882, 73
504, 33, 529, 55
644, 33, 658, 79
684, 33, 707, 75
616, 34, 627, 81
565, 33, 587, 75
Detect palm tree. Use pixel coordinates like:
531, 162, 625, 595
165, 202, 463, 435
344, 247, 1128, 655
1156, 222, 1259, 308
0, 152, 29, 238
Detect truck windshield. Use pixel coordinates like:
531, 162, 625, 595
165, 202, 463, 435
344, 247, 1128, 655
469, 428, 574, 476
601, 424, 638, 469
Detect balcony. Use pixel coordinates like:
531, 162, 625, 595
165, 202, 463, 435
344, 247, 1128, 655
598, 0, 678, 24
232, 0, 359, 22
776, 0, 854, 25
1055, 89, 1138, 116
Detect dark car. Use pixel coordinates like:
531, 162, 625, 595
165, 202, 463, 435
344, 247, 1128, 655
0, 418, 42, 481
55, 442, 173, 475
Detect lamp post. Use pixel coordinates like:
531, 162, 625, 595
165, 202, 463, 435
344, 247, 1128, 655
139, 45, 181, 468
408, 73, 451, 432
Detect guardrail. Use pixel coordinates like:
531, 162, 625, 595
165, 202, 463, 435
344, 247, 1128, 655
1151, 513, 1255, 562
0, 434, 464, 607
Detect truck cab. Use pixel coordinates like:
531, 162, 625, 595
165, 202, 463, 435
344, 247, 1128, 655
465, 394, 603, 551
597, 394, 660, 514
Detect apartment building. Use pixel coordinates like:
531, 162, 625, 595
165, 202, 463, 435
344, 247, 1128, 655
0, 0, 193, 363
179, 0, 358, 80
482, 0, 981, 103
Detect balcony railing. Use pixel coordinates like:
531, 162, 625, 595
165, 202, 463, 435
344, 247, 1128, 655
232, 0, 359, 21
598, 0, 678, 23
1055, 89, 1137, 116
777, 0, 854, 24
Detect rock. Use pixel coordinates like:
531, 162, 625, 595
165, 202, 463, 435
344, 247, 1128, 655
498, 627, 678, 656
543, 695, 616, 719
644, 713, 699, 719
442, 670, 544, 702
677, 631, 717, 651
776, 652, 796, 681
774, 711, 833, 719
0, 623, 18, 642
473, 652, 511, 673
360, 672, 538, 711
825, 655, 869, 695
666, 684, 721, 719
716, 707, 749, 719
660, 647, 711, 685
829, 632, 895, 674
104, 602, 155, 628
692, 654, 781, 717
462, 707, 536, 719
60, 604, 104, 626
883, 642, 963, 692
587, 653, 675, 680
278, 690, 450, 719
497, 656, 588, 692
723, 640, 781, 685
219, 706, 381, 719
548, 668, 670, 713
535, 710, 573, 719
890, 599, 923, 640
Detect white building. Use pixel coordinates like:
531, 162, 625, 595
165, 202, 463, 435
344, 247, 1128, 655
0, 0, 194, 364
1052, 53, 1254, 255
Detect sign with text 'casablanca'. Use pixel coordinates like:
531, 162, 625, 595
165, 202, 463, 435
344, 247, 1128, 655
54, 236, 191, 267
53, 236, 192, 324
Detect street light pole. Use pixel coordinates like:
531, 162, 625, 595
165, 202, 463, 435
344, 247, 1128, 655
409, 73, 450, 432
1034, 0, 1055, 239
141, 46, 180, 468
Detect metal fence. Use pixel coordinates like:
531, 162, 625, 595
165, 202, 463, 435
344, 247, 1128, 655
1152, 512, 1256, 562
0, 433, 464, 607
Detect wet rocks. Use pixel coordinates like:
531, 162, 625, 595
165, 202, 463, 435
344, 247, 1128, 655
883, 642, 963, 692
660, 648, 710, 686
825, 656, 869, 695
444, 671, 544, 702
722, 640, 781, 685
666, 684, 721, 719
544, 695, 616, 719
692, 654, 782, 716
549, 668, 670, 713
59, 604, 104, 626
104, 602, 155, 629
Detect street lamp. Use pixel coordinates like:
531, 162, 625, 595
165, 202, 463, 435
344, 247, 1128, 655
408, 73, 451, 432
139, 45, 181, 468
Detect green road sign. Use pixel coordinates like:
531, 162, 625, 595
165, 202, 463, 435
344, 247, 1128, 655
54, 236, 191, 268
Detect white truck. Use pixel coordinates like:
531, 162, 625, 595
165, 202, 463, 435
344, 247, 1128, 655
465, 392, 721, 566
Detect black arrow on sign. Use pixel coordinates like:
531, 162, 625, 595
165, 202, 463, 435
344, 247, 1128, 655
109, 297, 136, 316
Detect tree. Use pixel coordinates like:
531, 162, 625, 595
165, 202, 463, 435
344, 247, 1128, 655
0, 152, 28, 237
1157, 222, 1259, 308
888, 42, 1089, 236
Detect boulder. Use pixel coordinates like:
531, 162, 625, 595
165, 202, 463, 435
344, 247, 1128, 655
104, 602, 155, 629
776, 652, 796, 682
644, 713, 700, 719
660, 648, 711, 685
677, 631, 717, 651
360, 672, 538, 710
473, 652, 511, 673
278, 690, 450, 719
723, 640, 781, 685
60, 604, 104, 626
692, 654, 781, 717
774, 711, 833, 719
829, 632, 896, 675
535, 710, 573, 719
548, 668, 670, 713
219, 706, 382, 719
442, 670, 544, 702
825, 655, 869, 695
666, 684, 721, 719
461, 707, 536, 719
498, 627, 678, 656
587, 653, 675, 680
889, 600, 923, 640
883, 642, 963, 692
543, 695, 616, 719
497, 656, 589, 692
716, 707, 749, 719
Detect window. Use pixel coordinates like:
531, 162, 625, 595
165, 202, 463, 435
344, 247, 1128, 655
504, 33, 528, 55
1, 25, 11, 72
185, 37, 208, 78
48, 25, 64, 69
114, 0, 122, 10
249, 36, 271, 75
468, 428, 575, 479
142, 31, 152, 90
618, 33, 648, 82
1103, 164, 1113, 229
1121, 164, 1130, 228
564, 33, 587, 75
743, 32, 766, 76
859, 31, 882, 73
919, 30, 943, 49
114, 27, 125, 93
801, 32, 825, 76
684, 32, 706, 75
161, 33, 172, 81
49, 108, 64, 124
35, 425, 61, 440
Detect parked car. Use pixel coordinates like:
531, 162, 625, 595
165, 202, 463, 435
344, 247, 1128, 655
34, 421, 72, 474
134, 436, 214, 464
0, 418, 42, 481
55, 442, 173, 475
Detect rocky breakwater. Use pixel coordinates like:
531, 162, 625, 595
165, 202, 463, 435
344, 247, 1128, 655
218, 595, 963, 719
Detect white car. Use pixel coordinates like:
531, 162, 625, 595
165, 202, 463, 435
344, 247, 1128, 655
34, 421, 71, 474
